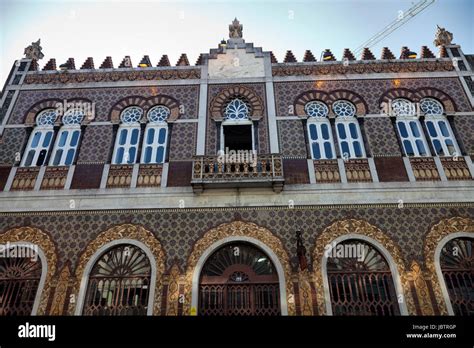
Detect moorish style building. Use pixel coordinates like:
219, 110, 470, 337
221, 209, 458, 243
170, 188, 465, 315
0, 20, 473, 316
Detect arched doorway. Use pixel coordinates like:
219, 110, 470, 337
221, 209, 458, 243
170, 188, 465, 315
0, 250, 42, 315
325, 239, 401, 316
198, 242, 281, 316
82, 244, 152, 315
439, 237, 473, 316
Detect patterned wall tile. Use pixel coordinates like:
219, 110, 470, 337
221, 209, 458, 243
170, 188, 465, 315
0, 127, 27, 165
0, 205, 472, 273
169, 123, 197, 161
452, 115, 474, 155
77, 125, 114, 163
9, 85, 200, 125
274, 78, 472, 116
277, 120, 308, 158
363, 117, 401, 156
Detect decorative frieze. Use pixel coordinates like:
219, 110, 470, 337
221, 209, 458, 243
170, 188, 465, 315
40, 166, 69, 190
10, 167, 40, 191
137, 164, 163, 187
313, 160, 340, 183
344, 159, 372, 183
106, 165, 133, 188
409, 157, 440, 181
272, 59, 454, 77
24, 68, 201, 85
439, 157, 472, 181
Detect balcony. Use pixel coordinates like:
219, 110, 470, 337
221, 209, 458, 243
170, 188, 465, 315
191, 154, 284, 193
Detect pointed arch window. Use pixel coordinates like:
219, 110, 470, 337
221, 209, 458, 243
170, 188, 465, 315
333, 100, 366, 158
21, 109, 57, 167
305, 101, 335, 160
111, 107, 143, 165
83, 244, 152, 316
326, 240, 401, 316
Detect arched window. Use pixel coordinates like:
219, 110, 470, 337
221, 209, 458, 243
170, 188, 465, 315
393, 98, 430, 157
111, 107, 143, 165
305, 101, 335, 160
421, 98, 460, 157
21, 109, 57, 167
333, 100, 365, 158
326, 240, 400, 316
198, 242, 280, 316
224, 98, 250, 121
82, 244, 151, 316
0, 251, 42, 315
49, 109, 84, 166
221, 98, 254, 152
140, 106, 169, 164
440, 237, 473, 316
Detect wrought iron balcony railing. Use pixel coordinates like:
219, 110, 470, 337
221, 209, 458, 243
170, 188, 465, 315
191, 154, 284, 193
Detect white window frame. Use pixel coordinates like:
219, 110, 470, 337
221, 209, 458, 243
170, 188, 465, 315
140, 124, 168, 164
220, 119, 255, 153
20, 126, 55, 167
306, 118, 336, 160
111, 124, 141, 165
396, 116, 431, 157
49, 125, 82, 166
335, 117, 366, 159
424, 115, 461, 157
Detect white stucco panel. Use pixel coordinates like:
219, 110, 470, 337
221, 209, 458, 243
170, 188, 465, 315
208, 48, 265, 79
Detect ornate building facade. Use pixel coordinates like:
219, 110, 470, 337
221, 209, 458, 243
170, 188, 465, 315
0, 20, 473, 316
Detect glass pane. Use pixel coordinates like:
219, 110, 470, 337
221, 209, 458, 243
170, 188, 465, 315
52, 149, 63, 166
321, 124, 330, 140
426, 121, 437, 137
409, 121, 420, 137
147, 128, 155, 145
25, 150, 35, 167
128, 147, 136, 163
416, 139, 426, 156
70, 131, 80, 147
156, 146, 164, 163
144, 147, 152, 163
445, 139, 456, 156
341, 141, 350, 158
349, 123, 358, 139
158, 128, 167, 145
337, 123, 346, 140
65, 149, 75, 165
397, 122, 408, 138
58, 131, 68, 147
433, 140, 444, 156
31, 132, 41, 148
36, 149, 47, 166
130, 129, 139, 145
312, 143, 321, 160
353, 141, 363, 157
309, 124, 318, 140
119, 129, 127, 146
115, 147, 124, 164
439, 121, 450, 137
403, 140, 414, 156
43, 131, 53, 147
324, 142, 333, 159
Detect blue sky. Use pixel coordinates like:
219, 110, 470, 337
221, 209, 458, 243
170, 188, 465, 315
1, 0, 473, 85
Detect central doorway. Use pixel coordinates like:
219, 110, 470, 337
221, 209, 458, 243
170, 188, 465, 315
198, 242, 281, 316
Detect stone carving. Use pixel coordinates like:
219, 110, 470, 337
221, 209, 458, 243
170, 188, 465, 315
424, 217, 474, 315
404, 261, 435, 315
166, 264, 181, 316
71, 224, 166, 315
50, 264, 71, 315
229, 18, 243, 39
311, 219, 415, 315
0, 227, 57, 315
24, 39, 44, 60
434, 25, 453, 47
184, 220, 295, 315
